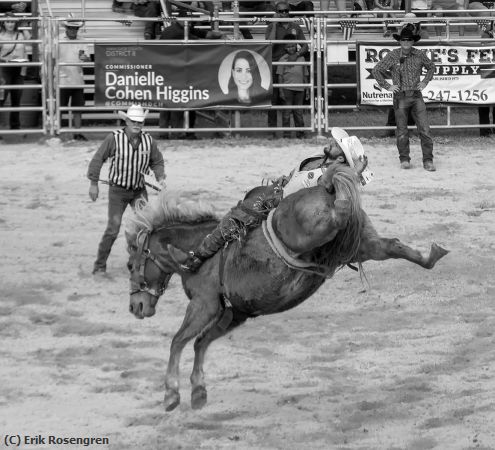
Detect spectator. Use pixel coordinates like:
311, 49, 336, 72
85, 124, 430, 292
400, 0, 431, 15
430, 0, 464, 36
58, 17, 91, 141
0, 2, 29, 13
133, 0, 163, 40
277, 34, 308, 138
0, 11, 30, 132
159, 5, 222, 40
158, 6, 222, 139
287, 0, 314, 14
265, 0, 308, 134
478, 106, 494, 136
320, 0, 347, 13
158, 110, 182, 139
372, 0, 399, 37
87, 104, 165, 274
399, 12, 430, 39
112, 1, 132, 13
466, 0, 494, 37
240, 2, 269, 39
372, 27, 436, 171
467, 0, 494, 16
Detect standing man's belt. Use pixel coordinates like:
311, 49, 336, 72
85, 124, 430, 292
394, 90, 421, 97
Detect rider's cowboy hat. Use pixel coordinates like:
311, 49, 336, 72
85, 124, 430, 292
331, 127, 355, 165
118, 104, 149, 123
63, 13, 84, 28
330, 126, 349, 143
393, 27, 420, 42
337, 136, 365, 169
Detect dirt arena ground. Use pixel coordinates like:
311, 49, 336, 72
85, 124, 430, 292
1, 134, 494, 450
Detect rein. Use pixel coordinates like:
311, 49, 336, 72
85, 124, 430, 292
129, 229, 170, 298
262, 209, 333, 278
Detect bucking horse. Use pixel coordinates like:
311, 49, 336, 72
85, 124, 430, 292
125, 164, 448, 412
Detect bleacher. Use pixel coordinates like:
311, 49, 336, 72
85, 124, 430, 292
39, 0, 144, 40
35, 0, 485, 44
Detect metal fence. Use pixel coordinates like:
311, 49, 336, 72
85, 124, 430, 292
1, 12, 494, 137
0, 15, 45, 135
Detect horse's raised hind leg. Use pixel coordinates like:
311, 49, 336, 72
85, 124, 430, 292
358, 236, 449, 269
190, 317, 246, 410
164, 295, 221, 412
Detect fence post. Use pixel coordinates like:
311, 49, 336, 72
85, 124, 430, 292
233, 0, 240, 39
316, 17, 323, 138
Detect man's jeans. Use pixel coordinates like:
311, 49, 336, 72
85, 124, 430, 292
281, 89, 305, 137
394, 91, 434, 163
94, 185, 147, 270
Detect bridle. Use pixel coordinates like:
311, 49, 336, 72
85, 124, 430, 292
129, 229, 171, 298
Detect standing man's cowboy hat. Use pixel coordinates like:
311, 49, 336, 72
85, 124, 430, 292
393, 27, 421, 42
117, 104, 149, 122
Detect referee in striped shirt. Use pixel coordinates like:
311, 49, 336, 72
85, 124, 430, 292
87, 104, 165, 274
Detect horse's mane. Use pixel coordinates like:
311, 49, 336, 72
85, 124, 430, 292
313, 166, 364, 274
125, 191, 219, 247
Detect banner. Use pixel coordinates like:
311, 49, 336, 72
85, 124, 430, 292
94, 44, 272, 109
357, 41, 495, 106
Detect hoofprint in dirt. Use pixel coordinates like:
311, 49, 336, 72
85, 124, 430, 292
0, 136, 494, 450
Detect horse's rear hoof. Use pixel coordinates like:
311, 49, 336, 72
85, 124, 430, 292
164, 390, 180, 412
432, 243, 449, 258
431, 243, 449, 263
191, 386, 207, 410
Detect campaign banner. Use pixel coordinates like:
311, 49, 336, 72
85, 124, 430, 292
94, 43, 272, 109
357, 41, 495, 106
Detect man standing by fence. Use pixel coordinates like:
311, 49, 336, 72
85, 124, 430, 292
265, 1, 308, 136
372, 27, 436, 172
58, 16, 91, 141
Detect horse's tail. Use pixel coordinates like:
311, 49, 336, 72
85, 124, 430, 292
314, 166, 363, 272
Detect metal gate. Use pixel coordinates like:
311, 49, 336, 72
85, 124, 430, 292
1, 12, 494, 137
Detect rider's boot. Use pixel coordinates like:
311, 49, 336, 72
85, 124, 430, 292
167, 227, 227, 272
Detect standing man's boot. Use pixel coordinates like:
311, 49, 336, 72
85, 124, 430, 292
167, 227, 227, 272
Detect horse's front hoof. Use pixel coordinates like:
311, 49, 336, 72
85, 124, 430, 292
164, 390, 180, 412
191, 385, 207, 410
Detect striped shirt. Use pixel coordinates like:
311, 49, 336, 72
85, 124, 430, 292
372, 47, 435, 92
88, 129, 164, 190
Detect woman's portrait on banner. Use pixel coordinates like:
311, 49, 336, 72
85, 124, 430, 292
218, 50, 271, 106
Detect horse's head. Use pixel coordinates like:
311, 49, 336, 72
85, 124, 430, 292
125, 191, 220, 319
126, 230, 174, 319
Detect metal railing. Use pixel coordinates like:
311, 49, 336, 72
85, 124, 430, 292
0, 14, 45, 134
321, 11, 495, 133
1, 11, 495, 137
